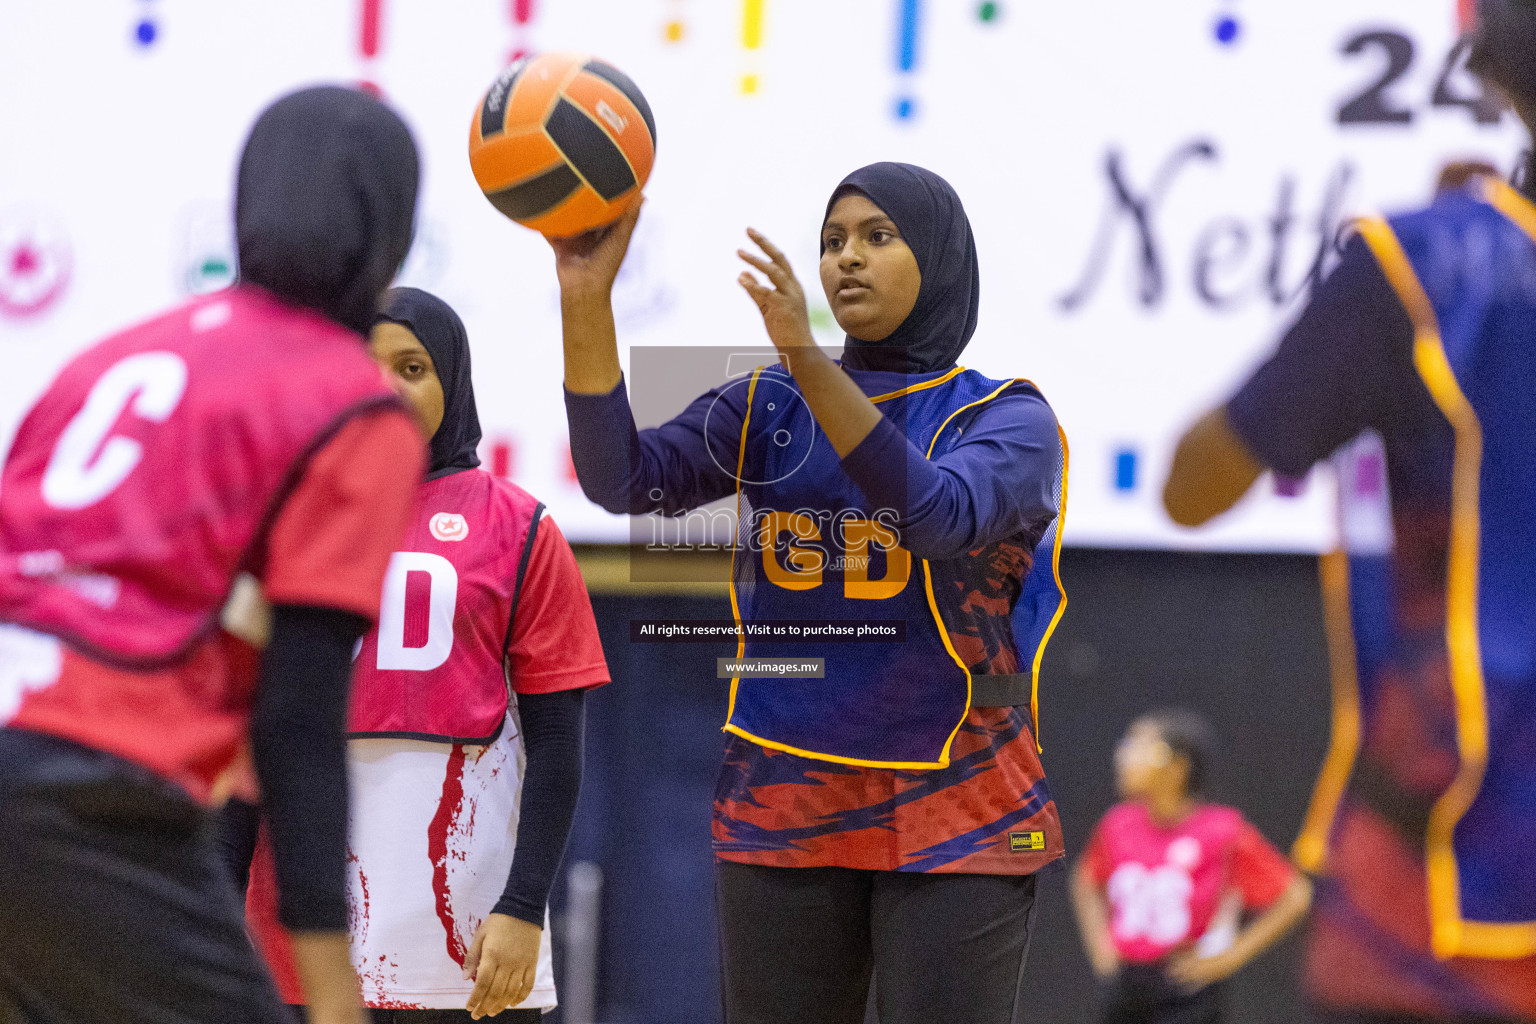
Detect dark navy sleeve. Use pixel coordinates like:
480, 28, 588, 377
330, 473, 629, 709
494, 687, 585, 926
213, 797, 260, 897
251, 604, 370, 932
564, 376, 747, 516
839, 389, 1061, 561
1225, 235, 1419, 477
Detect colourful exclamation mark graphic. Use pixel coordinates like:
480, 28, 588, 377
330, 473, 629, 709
741, 0, 764, 94
510, 0, 537, 63
894, 0, 921, 120
358, 0, 384, 95
133, 0, 158, 47
1213, 0, 1241, 46
665, 0, 687, 43
489, 438, 516, 479
976, 2, 1000, 23
560, 441, 580, 485
1355, 451, 1385, 499
1113, 448, 1138, 493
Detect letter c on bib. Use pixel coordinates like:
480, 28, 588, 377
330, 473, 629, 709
377, 551, 458, 671
42, 352, 188, 511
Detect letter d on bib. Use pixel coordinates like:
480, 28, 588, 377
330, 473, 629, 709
377, 551, 457, 671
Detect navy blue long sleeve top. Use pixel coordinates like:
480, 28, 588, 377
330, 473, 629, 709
564, 365, 1059, 561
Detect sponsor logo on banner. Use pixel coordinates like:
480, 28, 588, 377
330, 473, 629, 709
430, 513, 469, 542
0, 211, 71, 318
175, 202, 236, 296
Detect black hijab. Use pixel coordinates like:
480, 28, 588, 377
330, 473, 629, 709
1469, 0, 1536, 202
378, 288, 482, 477
821, 162, 980, 374
236, 86, 420, 336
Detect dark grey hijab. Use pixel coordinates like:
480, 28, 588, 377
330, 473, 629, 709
236, 86, 419, 335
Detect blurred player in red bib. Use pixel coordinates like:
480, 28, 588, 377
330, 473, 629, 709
0, 87, 425, 1024
229, 288, 609, 1023
1072, 712, 1312, 1024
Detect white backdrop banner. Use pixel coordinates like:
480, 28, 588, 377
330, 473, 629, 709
0, 0, 1525, 549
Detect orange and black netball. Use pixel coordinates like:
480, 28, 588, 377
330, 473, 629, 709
469, 52, 656, 238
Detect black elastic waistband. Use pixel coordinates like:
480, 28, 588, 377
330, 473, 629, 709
970, 673, 1031, 708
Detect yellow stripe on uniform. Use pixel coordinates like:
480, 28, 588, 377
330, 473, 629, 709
1292, 548, 1362, 874
1480, 176, 1536, 245
867, 365, 965, 405
724, 368, 764, 730
1358, 217, 1536, 960
1030, 424, 1069, 752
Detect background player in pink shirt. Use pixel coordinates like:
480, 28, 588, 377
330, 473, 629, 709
1071, 711, 1313, 1024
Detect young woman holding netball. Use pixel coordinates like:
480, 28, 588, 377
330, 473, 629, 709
557, 163, 1068, 1024
237, 288, 609, 1023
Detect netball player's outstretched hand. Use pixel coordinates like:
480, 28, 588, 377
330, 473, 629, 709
737, 228, 816, 352
547, 199, 644, 303
549, 201, 642, 395
463, 912, 541, 1018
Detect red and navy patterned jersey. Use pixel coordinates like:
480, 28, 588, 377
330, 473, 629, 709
933, 535, 1035, 675
713, 703, 1061, 874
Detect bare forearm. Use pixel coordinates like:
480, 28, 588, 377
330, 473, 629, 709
1070, 867, 1120, 979
781, 345, 882, 458
549, 202, 640, 396
1225, 875, 1313, 969
290, 931, 364, 1024
560, 294, 623, 396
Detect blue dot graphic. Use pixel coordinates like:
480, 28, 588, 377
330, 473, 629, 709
895, 97, 915, 120
1214, 16, 1240, 46
1114, 449, 1138, 492
135, 19, 157, 46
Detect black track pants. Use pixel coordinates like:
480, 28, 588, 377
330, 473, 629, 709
0, 729, 291, 1024
715, 861, 1038, 1024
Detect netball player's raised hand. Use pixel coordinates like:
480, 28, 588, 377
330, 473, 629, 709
738, 228, 816, 352
546, 199, 644, 304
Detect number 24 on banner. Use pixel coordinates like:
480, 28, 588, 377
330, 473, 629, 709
1337, 31, 1506, 125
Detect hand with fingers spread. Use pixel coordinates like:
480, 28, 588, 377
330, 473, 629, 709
737, 228, 817, 353
462, 913, 542, 1019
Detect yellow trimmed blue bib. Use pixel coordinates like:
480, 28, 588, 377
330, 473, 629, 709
724, 365, 1066, 769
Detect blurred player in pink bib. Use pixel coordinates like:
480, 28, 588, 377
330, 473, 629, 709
1072, 711, 1312, 1024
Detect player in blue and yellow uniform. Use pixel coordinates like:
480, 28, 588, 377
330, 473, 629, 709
1164, 3, 1536, 1020
556, 163, 1066, 1024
